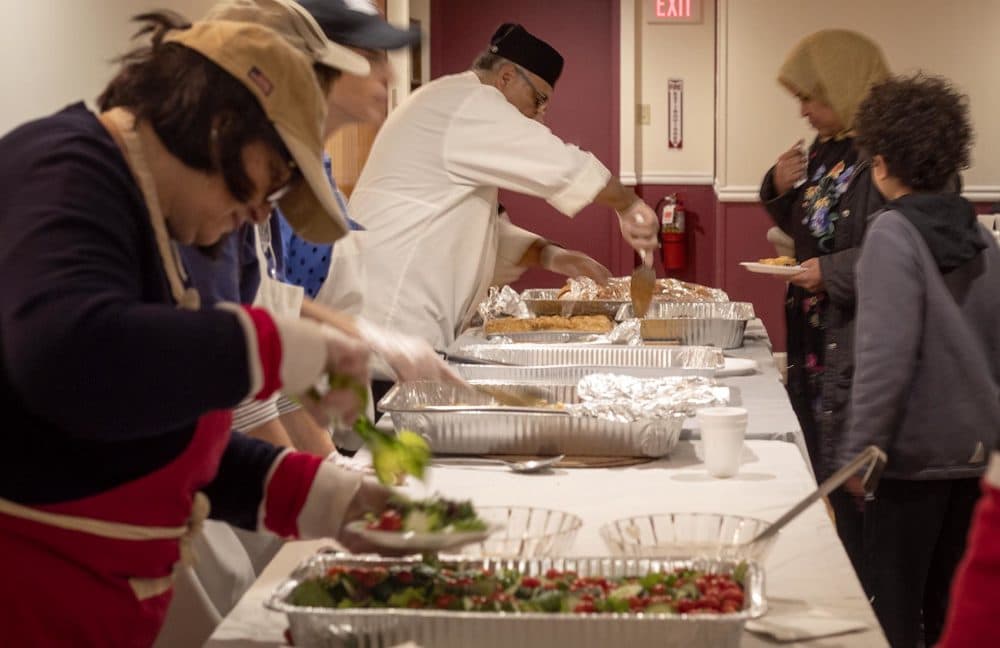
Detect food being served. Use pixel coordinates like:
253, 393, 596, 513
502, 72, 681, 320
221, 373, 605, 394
756, 256, 798, 266
556, 277, 729, 303
366, 494, 487, 534
311, 375, 430, 485
288, 562, 748, 614
484, 314, 613, 335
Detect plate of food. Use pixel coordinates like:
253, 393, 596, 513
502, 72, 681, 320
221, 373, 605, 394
740, 257, 803, 276
345, 495, 500, 552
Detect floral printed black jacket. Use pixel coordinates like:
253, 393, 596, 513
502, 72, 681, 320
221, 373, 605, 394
759, 136, 885, 481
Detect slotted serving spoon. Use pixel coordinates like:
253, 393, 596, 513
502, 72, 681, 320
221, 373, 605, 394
744, 445, 887, 550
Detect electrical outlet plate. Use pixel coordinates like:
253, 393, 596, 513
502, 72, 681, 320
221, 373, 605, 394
638, 104, 651, 125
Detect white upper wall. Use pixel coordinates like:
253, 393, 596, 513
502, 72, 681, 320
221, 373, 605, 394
637, 0, 716, 185
0, 0, 215, 135
717, 0, 1000, 201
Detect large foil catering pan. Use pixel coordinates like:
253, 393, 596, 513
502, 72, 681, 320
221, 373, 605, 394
520, 288, 627, 319
378, 382, 683, 457
455, 343, 725, 373
483, 330, 609, 344
629, 302, 756, 349
455, 363, 709, 382
266, 552, 766, 648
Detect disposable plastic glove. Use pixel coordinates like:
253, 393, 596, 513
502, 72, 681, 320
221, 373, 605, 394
354, 317, 464, 384
297, 324, 371, 427
616, 199, 660, 257
539, 245, 612, 284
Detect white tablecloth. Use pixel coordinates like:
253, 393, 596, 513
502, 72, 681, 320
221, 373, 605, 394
206, 441, 885, 647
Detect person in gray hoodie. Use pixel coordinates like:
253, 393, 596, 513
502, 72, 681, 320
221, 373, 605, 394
839, 74, 1000, 648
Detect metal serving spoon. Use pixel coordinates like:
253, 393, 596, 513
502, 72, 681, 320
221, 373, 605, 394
432, 454, 565, 474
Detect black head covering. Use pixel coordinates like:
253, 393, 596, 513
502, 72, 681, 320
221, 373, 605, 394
489, 23, 563, 88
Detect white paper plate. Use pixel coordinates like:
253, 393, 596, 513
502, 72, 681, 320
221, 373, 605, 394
344, 520, 502, 552
714, 357, 759, 377
740, 262, 804, 276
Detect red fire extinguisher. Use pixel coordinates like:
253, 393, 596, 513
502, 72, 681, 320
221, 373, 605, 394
657, 194, 686, 271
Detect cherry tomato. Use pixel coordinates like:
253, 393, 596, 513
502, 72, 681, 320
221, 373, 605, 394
368, 509, 403, 531
573, 602, 596, 613
521, 576, 541, 589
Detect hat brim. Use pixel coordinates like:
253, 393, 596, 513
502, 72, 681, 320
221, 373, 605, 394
337, 18, 420, 50
315, 41, 370, 76
274, 124, 348, 244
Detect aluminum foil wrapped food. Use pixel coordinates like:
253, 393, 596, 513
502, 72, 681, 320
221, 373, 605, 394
557, 277, 729, 303
478, 285, 531, 322
565, 374, 729, 422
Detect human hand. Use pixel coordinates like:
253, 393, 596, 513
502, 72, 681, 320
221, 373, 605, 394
616, 200, 659, 258
540, 245, 612, 284
298, 326, 371, 427
788, 257, 824, 292
355, 317, 463, 385
772, 140, 807, 195
843, 475, 867, 511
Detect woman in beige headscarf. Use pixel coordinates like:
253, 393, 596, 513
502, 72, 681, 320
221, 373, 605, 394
758, 29, 888, 576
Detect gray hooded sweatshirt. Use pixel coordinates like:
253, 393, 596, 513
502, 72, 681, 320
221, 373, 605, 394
840, 199, 1000, 479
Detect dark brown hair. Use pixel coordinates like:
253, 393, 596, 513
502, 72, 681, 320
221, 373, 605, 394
854, 73, 972, 192
98, 11, 290, 203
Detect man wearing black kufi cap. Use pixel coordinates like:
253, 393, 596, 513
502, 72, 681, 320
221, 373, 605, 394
326, 22, 660, 352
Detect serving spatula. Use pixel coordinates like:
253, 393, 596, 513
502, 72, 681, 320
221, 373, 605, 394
629, 248, 656, 319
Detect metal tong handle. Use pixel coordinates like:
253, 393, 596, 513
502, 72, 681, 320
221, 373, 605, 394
469, 383, 555, 409
747, 445, 887, 548
437, 350, 518, 366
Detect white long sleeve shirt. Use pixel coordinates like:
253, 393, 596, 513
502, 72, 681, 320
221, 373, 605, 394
326, 71, 611, 350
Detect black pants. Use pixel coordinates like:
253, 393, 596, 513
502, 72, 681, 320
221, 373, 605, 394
829, 489, 865, 579
862, 477, 980, 648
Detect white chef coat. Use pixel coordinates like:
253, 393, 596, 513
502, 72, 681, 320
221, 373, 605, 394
328, 71, 611, 350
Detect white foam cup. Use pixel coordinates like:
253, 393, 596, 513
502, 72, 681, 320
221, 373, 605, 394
697, 407, 748, 478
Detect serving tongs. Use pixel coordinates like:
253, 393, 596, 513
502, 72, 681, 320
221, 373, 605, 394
467, 383, 561, 409
744, 445, 887, 550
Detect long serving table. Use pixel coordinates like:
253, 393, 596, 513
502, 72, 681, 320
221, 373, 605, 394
207, 322, 886, 647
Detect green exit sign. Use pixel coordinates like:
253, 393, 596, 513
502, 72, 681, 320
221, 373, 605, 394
648, 0, 703, 24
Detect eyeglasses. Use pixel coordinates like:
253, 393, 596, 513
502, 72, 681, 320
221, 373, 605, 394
513, 65, 548, 111
264, 161, 299, 208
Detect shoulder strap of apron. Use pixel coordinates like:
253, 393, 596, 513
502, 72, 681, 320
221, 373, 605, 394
103, 108, 200, 311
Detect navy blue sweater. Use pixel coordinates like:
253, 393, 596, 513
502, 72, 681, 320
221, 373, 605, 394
0, 104, 280, 529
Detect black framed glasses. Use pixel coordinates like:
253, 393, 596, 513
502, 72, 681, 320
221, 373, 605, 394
513, 65, 548, 111
265, 160, 300, 208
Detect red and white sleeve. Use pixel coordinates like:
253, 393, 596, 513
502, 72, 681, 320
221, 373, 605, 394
216, 303, 327, 400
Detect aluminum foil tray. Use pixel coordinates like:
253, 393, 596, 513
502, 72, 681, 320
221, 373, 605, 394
632, 302, 756, 349
484, 330, 608, 344
456, 363, 695, 382
520, 288, 626, 319
455, 343, 725, 372
378, 382, 683, 457
266, 553, 766, 648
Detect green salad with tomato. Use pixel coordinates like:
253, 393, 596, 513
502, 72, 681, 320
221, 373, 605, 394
289, 563, 748, 615
366, 495, 487, 534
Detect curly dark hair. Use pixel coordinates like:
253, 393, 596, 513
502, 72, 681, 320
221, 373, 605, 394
854, 73, 972, 192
